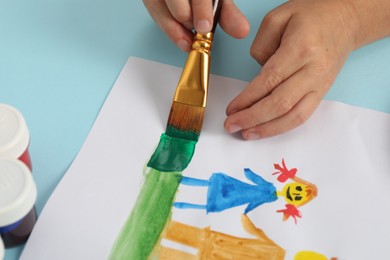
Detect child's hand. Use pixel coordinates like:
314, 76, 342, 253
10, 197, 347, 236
224, 0, 358, 139
142, 0, 250, 51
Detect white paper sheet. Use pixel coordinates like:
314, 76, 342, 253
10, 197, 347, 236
21, 57, 390, 260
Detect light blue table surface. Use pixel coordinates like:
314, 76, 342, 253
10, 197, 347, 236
1, 0, 389, 259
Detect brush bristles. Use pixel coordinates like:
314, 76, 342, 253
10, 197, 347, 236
166, 102, 205, 141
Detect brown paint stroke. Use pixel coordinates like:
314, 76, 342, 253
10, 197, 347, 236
159, 214, 285, 260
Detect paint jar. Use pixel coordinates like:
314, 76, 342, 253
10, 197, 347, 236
0, 158, 37, 248
0, 104, 32, 170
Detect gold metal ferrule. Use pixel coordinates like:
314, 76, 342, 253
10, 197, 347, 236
173, 32, 214, 107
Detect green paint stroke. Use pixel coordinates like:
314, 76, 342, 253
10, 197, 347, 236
109, 168, 182, 259
109, 133, 197, 259
147, 133, 197, 172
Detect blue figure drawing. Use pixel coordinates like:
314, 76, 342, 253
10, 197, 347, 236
174, 168, 278, 214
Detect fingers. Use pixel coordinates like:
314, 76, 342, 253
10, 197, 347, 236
219, 0, 250, 39
241, 92, 322, 140
225, 10, 297, 116
226, 39, 307, 117
224, 63, 328, 139
143, 0, 250, 53
222, 0, 357, 140
250, 5, 292, 65
192, 0, 214, 34
143, 0, 193, 52
192, 0, 249, 37
165, 0, 193, 30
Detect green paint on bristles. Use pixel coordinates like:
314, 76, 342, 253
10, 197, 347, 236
165, 125, 200, 141
109, 168, 182, 260
147, 133, 197, 172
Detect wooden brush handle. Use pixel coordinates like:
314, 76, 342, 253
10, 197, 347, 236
211, 0, 223, 34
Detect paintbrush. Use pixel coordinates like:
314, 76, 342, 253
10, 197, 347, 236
165, 0, 222, 142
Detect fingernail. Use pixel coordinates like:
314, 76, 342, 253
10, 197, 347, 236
227, 108, 238, 116
196, 19, 211, 34
245, 132, 260, 140
183, 21, 194, 30
177, 40, 190, 52
227, 124, 242, 133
